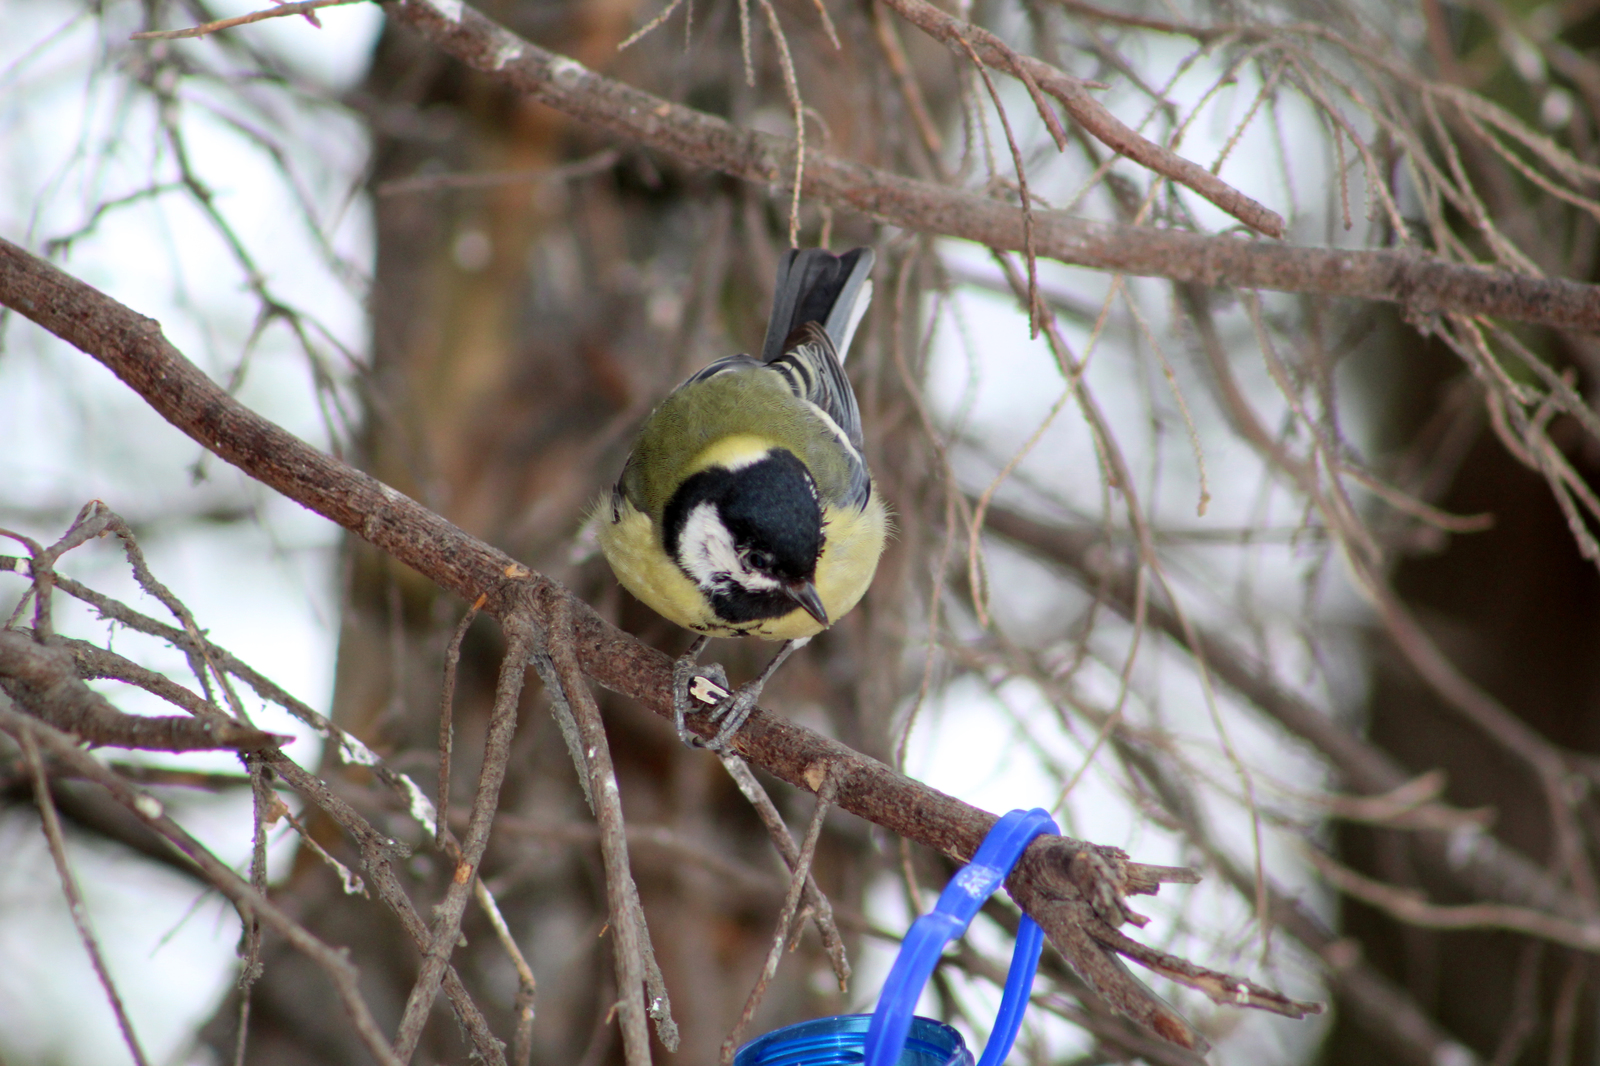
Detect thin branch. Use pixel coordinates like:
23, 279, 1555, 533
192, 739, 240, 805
0, 706, 406, 1066
869, 4, 944, 163
720, 768, 840, 1064
393, 624, 532, 1063
617, 0, 689, 51
131, 0, 367, 40
367, 0, 1599, 328
719, 753, 851, 988
1307, 849, 1600, 951
871, 0, 1282, 237
18, 727, 153, 1066
753, 0, 806, 246
0, 629, 283, 752
376, 150, 622, 196
473, 878, 538, 1066
437, 594, 485, 848
534, 599, 662, 1065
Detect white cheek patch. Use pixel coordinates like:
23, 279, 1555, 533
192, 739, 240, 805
676, 502, 780, 594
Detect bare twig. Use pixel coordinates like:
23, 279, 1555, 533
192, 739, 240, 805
472, 879, 538, 1066
617, 0, 689, 51
279, 803, 367, 896
953, 36, 1041, 334
1307, 849, 1600, 951
377, 150, 622, 196
131, 0, 367, 40
720, 767, 840, 1064
18, 727, 153, 1066
1090, 919, 1323, 1016
534, 599, 663, 1065
0, 629, 283, 752
873, 0, 1284, 235
437, 594, 485, 848
869, 4, 944, 163
719, 753, 851, 988
753, 0, 807, 246
393, 624, 532, 1064
236, 757, 270, 1066
0, 707, 406, 1066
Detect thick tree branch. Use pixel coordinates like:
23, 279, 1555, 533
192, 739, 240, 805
0, 235, 1322, 1048
0, 629, 283, 752
372, 0, 1600, 330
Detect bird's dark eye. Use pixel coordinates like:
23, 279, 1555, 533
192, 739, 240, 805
746, 549, 776, 572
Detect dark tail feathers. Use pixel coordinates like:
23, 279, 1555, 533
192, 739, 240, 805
759, 247, 875, 364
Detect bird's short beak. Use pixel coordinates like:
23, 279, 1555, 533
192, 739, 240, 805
785, 581, 829, 626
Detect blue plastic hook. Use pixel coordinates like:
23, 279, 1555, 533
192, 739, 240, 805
864, 808, 1060, 1066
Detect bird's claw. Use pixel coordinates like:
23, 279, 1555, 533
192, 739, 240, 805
672, 655, 730, 748
672, 658, 762, 752
703, 684, 763, 751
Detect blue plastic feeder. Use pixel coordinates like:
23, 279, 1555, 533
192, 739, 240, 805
733, 808, 1060, 1066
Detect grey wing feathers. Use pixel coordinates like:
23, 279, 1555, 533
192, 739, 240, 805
759, 247, 876, 364
678, 352, 762, 389
759, 248, 875, 509
767, 323, 872, 507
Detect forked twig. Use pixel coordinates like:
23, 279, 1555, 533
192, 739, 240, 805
393, 624, 533, 1063
536, 596, 678, 1062
719, 753, 851, 986
720, 767, 840, 1063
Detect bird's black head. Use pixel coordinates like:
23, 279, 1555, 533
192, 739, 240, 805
664, 448, 829, 626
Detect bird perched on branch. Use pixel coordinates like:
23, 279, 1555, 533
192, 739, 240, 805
598, 246, 888, 750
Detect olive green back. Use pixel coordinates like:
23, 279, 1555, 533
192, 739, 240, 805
618, 367, 860, 523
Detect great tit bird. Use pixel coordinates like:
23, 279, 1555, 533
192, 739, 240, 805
598, 246, 888, 749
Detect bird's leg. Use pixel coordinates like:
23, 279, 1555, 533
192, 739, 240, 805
704, 636, 810, 751
672, 634, 728, 747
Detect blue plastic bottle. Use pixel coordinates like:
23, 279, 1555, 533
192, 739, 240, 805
733, 1014, 973, 1066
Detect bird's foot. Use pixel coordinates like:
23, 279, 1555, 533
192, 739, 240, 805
672, 636, 728, 748
700, 682, 767, 752
673, 637, 809, 752
675, 659, 770, 753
